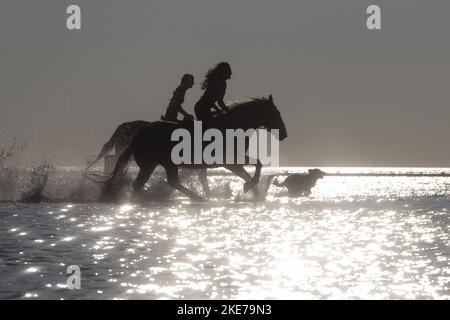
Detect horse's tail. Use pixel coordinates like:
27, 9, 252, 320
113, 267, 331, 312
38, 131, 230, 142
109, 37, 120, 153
103, 142, 134, 183
85, 125, 122, 171
84, 142, 134, 184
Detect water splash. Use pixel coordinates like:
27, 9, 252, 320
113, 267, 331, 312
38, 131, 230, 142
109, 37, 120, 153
0, 138, 27, 168
21, 160, 54, 202
0, 166, 449, 203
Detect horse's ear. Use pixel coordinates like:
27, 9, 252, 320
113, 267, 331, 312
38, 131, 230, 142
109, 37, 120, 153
268, 94, 273, 103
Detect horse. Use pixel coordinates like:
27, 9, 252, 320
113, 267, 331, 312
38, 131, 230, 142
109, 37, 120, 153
105, 95, 287, 201
85, 120, 211, 196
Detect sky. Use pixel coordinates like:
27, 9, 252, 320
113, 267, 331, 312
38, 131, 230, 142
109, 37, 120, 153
0, 0, 449, 167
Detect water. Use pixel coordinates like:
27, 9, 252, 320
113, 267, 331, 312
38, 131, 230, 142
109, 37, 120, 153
0, 167, 449, 299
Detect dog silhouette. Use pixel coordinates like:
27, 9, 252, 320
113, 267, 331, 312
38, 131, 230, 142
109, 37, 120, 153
274, 169, 325, 197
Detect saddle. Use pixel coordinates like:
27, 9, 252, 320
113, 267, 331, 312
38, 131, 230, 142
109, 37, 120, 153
160, 115, 178, 123
160, 115, 194, 128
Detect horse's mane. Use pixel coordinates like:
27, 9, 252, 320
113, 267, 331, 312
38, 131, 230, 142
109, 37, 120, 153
226, 97, 270, 111
211, 96, 274, 122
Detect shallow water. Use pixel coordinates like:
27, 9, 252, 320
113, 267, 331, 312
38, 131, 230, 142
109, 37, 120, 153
0, 168, 449, 299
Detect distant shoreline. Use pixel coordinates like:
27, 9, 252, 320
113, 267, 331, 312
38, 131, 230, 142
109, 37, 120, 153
2, 166, 450, 177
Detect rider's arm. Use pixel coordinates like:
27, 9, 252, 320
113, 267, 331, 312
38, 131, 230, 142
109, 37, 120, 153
177, 105, 193, 118
171, 87, 192, 119
216, 83, 229, 111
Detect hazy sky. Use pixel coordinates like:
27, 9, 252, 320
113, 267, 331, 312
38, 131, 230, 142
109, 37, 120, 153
1, 0, 449, 166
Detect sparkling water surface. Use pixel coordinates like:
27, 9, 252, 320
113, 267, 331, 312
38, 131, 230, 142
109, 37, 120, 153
0, 167, 449, 299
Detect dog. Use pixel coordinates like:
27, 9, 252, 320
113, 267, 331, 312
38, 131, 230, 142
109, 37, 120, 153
274, 169, 325, 197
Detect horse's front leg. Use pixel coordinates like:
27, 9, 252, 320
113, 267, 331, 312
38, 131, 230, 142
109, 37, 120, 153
224, 164, 261, 199
198, 169, 211, 197
243, 159, 262, 193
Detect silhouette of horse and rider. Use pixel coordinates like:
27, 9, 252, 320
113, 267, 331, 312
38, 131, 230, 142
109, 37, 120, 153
86, 62, 288, 201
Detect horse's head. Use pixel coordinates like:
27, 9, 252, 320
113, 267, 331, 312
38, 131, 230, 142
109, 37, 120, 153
223, 95, 287, 140
259, 95, 288, 141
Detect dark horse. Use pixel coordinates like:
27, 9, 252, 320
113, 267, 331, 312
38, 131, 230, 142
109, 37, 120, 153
106, 95, 287, 201
85, 120, 211, 196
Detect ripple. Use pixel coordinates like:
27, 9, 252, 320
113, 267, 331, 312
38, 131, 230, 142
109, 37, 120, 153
1, 172, 450, 299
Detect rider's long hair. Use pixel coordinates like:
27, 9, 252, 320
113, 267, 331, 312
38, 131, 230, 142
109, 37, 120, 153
201, 62, 231, 90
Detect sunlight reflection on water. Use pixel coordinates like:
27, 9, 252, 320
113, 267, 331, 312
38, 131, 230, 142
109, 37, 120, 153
0, 169, 449, 299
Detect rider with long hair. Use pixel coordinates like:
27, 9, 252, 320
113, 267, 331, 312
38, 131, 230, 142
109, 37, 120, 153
162, 74, 194, 122
194, 62, 232, 122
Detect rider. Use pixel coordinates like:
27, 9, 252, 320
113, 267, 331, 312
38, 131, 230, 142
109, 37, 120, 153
194, 62, 232, 123
162, 74, 195, 122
